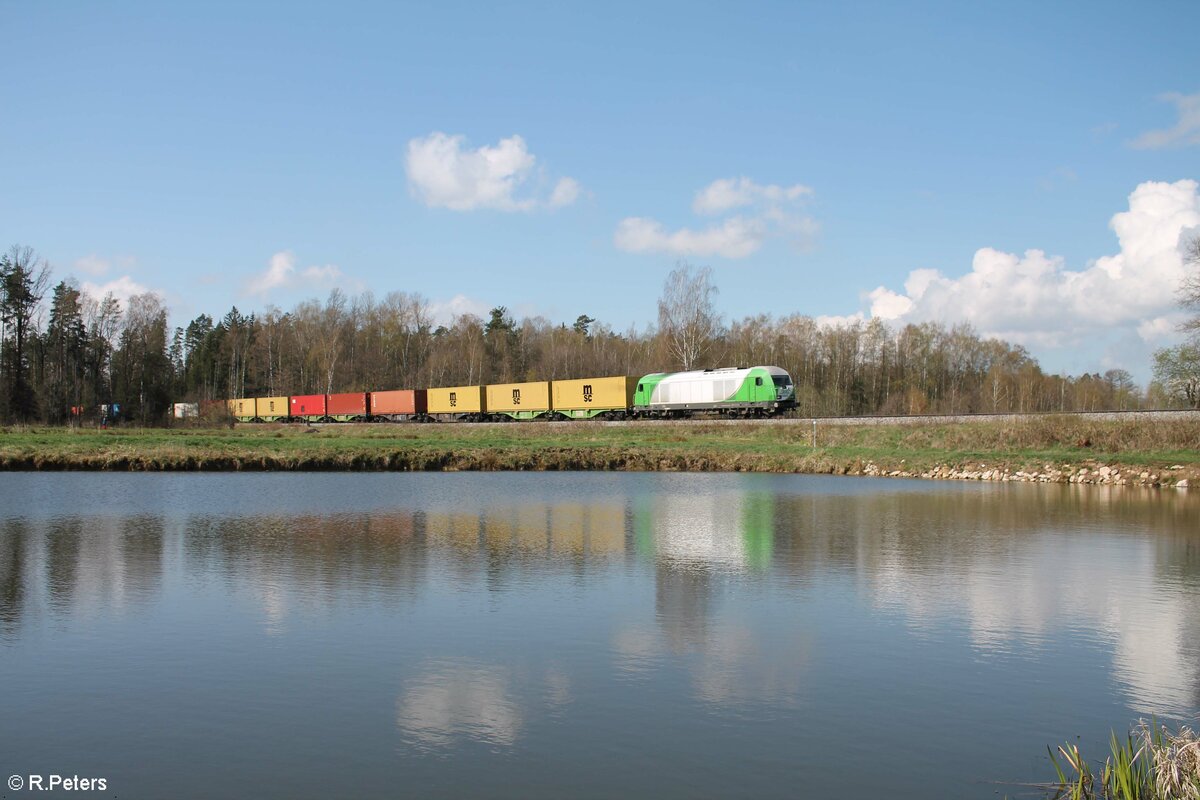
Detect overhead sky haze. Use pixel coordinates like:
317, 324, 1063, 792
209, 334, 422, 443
2, 0, 1198, 381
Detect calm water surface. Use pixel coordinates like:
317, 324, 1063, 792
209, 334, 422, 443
1, 473, 1198, 799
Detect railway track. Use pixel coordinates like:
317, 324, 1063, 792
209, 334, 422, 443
295, 408, 1200, 429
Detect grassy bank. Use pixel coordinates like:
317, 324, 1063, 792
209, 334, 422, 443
1, 416, 1197, 484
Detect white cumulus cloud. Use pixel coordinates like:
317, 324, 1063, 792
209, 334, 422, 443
615, 176, 817, 259
548, 176, 581, 209
81, 275, 157, 309
405, 132, 581, 211
427, 293, 492, 327
863, 179, 1200, 352
74, 255, 111, 277
246, 250, 347, 296
614, 216, 768, 259
1130, 92, 1200, 150
692, 177, 812, 215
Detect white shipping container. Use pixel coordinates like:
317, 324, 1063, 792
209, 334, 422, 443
173, 403, 199, 419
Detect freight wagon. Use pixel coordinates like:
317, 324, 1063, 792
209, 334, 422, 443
486, 381, 551, 420
551, 376, 637, 420
327, 392, 370, 422
290, 394, 327, 422
427, 385, 486, 421
256, 396, 289, 422
369, 389, 428, 421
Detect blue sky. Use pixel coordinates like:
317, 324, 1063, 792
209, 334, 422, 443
2, 0, 1198, 381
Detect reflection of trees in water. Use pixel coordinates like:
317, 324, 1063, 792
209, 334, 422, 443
0, 521, 29, 636
767, 486, 1200, 718
0, 516, 165, 636
182, 511, 429, 625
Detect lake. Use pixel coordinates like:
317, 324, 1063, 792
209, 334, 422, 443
1, 473, 1197, 798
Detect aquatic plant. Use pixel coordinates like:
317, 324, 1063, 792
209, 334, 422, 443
1044, 720, 1200, 799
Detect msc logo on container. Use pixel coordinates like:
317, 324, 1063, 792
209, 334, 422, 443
512, 389, 522, 405
583, 384, 593, 402
449, 391, 457, 408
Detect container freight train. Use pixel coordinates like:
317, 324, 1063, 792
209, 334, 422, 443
223, 366, 796, 423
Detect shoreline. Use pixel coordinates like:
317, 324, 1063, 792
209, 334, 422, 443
1, 419, 1196, 486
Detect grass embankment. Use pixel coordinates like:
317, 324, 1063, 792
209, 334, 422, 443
0, 416, 1197, 484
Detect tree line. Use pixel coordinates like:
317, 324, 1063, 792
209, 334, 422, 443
1, 245, 1198, 426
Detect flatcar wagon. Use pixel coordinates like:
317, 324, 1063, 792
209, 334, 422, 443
486, 381, 551, 421
427, 385, 487, 421
551, 376, 637, 420
256, 396, 289, 422
370, 389, 428, 421
228, 398, 256, 423
327, 392, 370, 422
290, 394, 327, 423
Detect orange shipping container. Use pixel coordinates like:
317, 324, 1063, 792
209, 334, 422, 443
370, 389, 427, 416
327, 392, 368, 417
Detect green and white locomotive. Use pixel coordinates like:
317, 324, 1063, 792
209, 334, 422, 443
632, 366, 795, 418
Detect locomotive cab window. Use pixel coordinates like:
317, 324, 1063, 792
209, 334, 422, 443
638, 384, 643, 392
755, 377, 763, 386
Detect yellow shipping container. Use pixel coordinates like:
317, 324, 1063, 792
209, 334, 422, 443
551, 376, 636, 412
228, 398, 256, 419
588, 504, 627, 556
427, 385, 486, 415
486, 381, 551, 414
255, 396, 289, 420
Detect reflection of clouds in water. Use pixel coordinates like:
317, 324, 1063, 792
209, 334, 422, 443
256, 580, 288, 635
612, 621, 808, 707
398, 663, 522, 748
612, 625, 665, 675
872, 536, 1198, 717
396, 661, 575, 748
650, 494, 748, 571
543, 667, 572, 710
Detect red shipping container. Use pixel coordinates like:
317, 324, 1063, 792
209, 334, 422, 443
369, 389, 428, 416
326, 392, 369, 417
290, 394, 327, 417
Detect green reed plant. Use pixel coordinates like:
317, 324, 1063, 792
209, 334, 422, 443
1044, 721, 1200, 800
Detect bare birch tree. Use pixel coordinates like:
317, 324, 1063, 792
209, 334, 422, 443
657, 262, 721, 370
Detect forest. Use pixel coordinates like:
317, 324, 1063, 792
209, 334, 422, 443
0, 245, 1194, 426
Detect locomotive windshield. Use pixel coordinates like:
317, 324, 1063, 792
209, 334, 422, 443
771, 375, 792, 388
